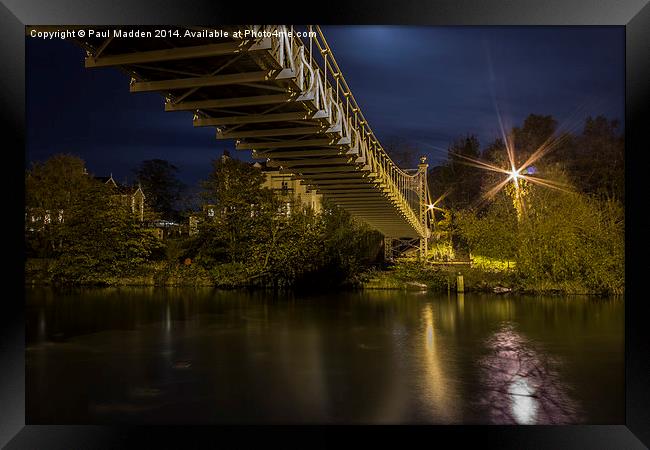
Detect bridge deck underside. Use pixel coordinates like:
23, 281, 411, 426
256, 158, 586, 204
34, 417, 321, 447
73, 27, 421, 237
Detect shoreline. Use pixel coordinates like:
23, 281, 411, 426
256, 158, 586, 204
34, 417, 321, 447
25, 258, 620, 296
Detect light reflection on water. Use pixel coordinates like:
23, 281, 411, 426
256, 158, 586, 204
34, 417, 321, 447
478, 322, 579, 424
26, 288, 623, 424
417, 303, 459, 423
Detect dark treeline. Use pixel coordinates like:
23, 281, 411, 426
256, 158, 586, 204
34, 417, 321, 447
25, 153, 382, 288
428, 114, 624, 208
26, 155, 163, 283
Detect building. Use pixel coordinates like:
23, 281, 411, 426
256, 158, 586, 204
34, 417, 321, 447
95, 174, 146, 221
150, 219, 186, 240
253, 161, 323, 214
26, 171, 146, 231
188, 155, 324, 235
25, 208, 64, 232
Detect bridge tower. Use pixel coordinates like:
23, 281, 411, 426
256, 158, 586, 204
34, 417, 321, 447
418, 156, 429, 262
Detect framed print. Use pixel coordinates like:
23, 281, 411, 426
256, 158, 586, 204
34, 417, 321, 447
2, 0, 649, 448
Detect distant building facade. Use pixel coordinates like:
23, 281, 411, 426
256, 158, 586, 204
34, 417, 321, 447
188, 154, 323, 235
26, 171, 146, 231
253, 161, 323, 214
25, 208, 64, 232
95, 175, 146, 221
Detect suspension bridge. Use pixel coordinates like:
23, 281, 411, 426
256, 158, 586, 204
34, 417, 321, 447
55, 25, 436, 258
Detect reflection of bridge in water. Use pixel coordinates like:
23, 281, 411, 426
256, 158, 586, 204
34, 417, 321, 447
63, 25, 435, 258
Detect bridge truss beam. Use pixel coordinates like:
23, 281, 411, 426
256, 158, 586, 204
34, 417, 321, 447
68, 24, 436, 253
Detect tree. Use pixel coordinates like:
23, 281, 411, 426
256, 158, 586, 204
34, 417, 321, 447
455, 192, 518, 262
568, 116, 624, 200
25, 153, 165, 281
203, 157, 279, 263
187, 155, 384, 287
429, 113, 623, 293
457, 165, 624, 294
188, 156, 280, 285
320, 199, 383, 279
383, 137, 419, 168
514, 166, 623, 294
133, 159, 185, 219
428, 135, 483, 211
25, 154, 93, 256
51, 180, 164, 283
482, 137, 508, 165
511, 114, 558, 164
256, 203, 326, 287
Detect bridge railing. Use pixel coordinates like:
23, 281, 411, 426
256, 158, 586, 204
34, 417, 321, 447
259, 25, 428, 237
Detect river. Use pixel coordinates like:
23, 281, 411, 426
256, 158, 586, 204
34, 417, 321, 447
26, 287, 624, 424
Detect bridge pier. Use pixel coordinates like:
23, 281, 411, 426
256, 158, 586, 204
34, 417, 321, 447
419, 237, 428, 262
384, 237, 394, 261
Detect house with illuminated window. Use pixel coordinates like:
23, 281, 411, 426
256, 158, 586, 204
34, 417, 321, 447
26, 172, 146, 232
25, 208, 64, 232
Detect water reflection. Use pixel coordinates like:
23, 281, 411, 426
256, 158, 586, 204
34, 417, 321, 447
418, 303, 459, 423
478, 322, 579, 424
25, 288, 622, 424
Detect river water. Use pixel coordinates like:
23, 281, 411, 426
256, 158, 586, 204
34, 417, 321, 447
26, 287, 624, 424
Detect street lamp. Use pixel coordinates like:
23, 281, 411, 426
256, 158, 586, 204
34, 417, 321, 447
508, 168, 521, 182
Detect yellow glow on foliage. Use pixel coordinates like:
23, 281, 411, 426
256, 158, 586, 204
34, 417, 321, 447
471, 255, 516, 272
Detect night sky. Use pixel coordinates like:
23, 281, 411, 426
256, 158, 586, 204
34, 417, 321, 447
26, 26, 624, 187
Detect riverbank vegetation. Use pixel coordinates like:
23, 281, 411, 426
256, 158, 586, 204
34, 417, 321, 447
25, 154, 382, 288
417, 114, 624, 295
25, 113, 623, 295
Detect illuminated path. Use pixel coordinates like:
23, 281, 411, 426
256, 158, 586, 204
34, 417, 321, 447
65, 25, 435, 256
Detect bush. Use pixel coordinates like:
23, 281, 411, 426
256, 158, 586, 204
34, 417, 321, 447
456, 166, 624, 295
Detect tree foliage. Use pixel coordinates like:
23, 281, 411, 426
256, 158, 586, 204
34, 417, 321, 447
512, 114, 558, 161
51, 182, 164, 283
567, 116, 624, 201
455, 166, 624, 294
429, 135, 483, 210
25, 154, 93, 256
433, 113, 624, 294
383, 137, 419, 168
455, 193, 518, 261
185, 156, 381, 288
134, 159, 185, 219
192, 155, 278, 268
513, 167, 623, 294
26, 154, 165, 283
26, 110, 624, 294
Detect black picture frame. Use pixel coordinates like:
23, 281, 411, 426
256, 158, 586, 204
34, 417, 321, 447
2, 0, 649, 448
